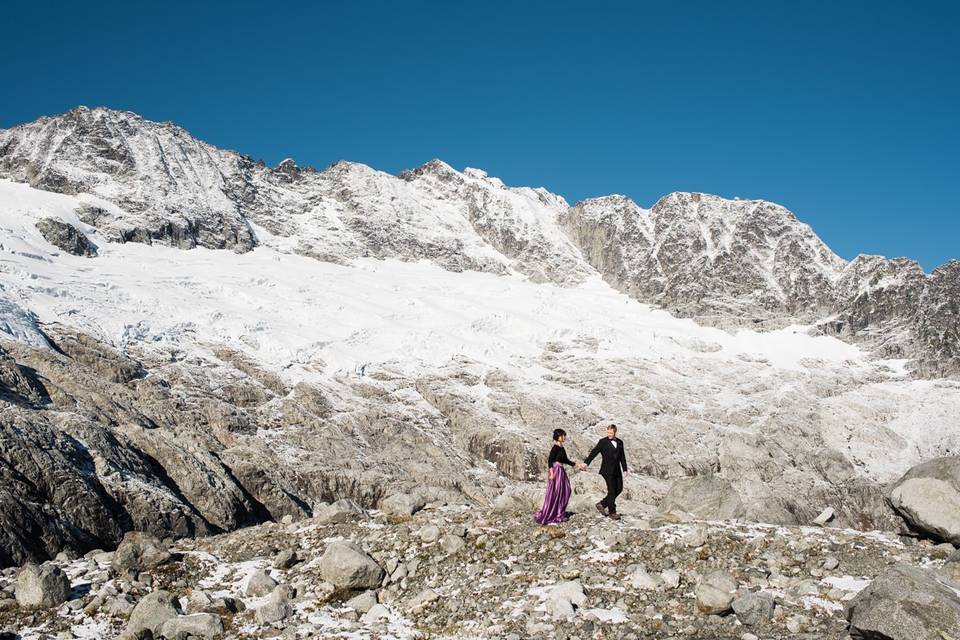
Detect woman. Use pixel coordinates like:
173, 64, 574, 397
534, 428, 575, 525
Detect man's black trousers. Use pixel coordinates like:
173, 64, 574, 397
600, 472, 623, 514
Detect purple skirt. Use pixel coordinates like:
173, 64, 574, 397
534, 463, 572, 525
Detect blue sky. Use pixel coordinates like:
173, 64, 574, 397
1, 1, 957, 270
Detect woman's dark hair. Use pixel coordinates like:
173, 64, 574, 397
552, 428, 566, 441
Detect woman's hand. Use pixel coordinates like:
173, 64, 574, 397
548, 469, 555, 481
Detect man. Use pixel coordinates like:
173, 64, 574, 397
578, 424, 628, 520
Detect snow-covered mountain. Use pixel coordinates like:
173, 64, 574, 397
1, 106, 959, 567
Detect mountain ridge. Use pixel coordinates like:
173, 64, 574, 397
1, 106, 957, 375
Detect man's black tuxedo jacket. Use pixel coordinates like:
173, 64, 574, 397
584, 437, 628, 479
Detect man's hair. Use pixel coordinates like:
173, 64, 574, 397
552, 428, 566, 441
608, 424, 617, 432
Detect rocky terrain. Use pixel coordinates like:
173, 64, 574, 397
4, 493, 960, 639
1, 106, 960, 637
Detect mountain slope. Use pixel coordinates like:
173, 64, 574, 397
0, 107, 959, 567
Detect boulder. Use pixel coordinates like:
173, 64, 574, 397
888, 456, 960, 544
255, 585, 292, 624
244, 569, 278, 597
379, 493, 425, 517
126, 590, 181, 636
319, 541, 384, 590
158, 612, 224, 639
112, 531, 171, 575
732, 591, 775, 626
15, 563, 71, 608
658, 475, 746, 520
695, 570, 737, 615
314, 499, 365, 524
845, 565, 960, 639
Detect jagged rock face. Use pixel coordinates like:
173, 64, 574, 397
402, 160, 592, 284
564, 192, 846, 320
559, 195, 662, 297
0, 107, 255, 252
34, 217, 97, 256
914, 260, 960, 376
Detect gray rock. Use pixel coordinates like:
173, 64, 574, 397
126, 590, 181, 636
845, 565, 960, 639
659, 476, 746, 520
361, 603, 391, 623
112, 531, 171, 575
273, 548, 299, 570
695, 570, 737, 615
379, 493, 425, 517
35, 218, 97, 257
889, 457, 960, 544
812, 507, 835, 526
405, 588, 439, 612
319, 541, 384, 590
419, 524, 441, 544
15, 563, 71, 608
256, 585, 293, 624
244, 569, 278, 597
439, 534, 465, 554
315, 499, 365, 524
732, 592, 774, 626
345, 590, 378, 614
158, 612, 224, 639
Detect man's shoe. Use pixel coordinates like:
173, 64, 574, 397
608, 513, 621, 521
595, 502, 606, 515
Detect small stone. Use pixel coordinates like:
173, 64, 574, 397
822, 556, 840, 571
361, 603, 391, 622
661, 569, 681, 589
419, 524, 442, 544
732, 592, 774, 626
158, 612, 224, 639
812, 507, 835, 526
439, 534, 465, 554
406, 588, 439, 612
273, 548, 300, 570
345, 590, 378, 614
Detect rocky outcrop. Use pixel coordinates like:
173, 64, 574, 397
34, 217, 97, 256
888, 456, 960, 544
845, 565, 960, 639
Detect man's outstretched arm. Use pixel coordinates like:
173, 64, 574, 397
583, 440, 601, 466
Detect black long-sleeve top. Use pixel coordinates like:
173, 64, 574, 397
548, 444, 575, 467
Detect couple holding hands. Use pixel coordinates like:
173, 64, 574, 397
534, 424, 628, 525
